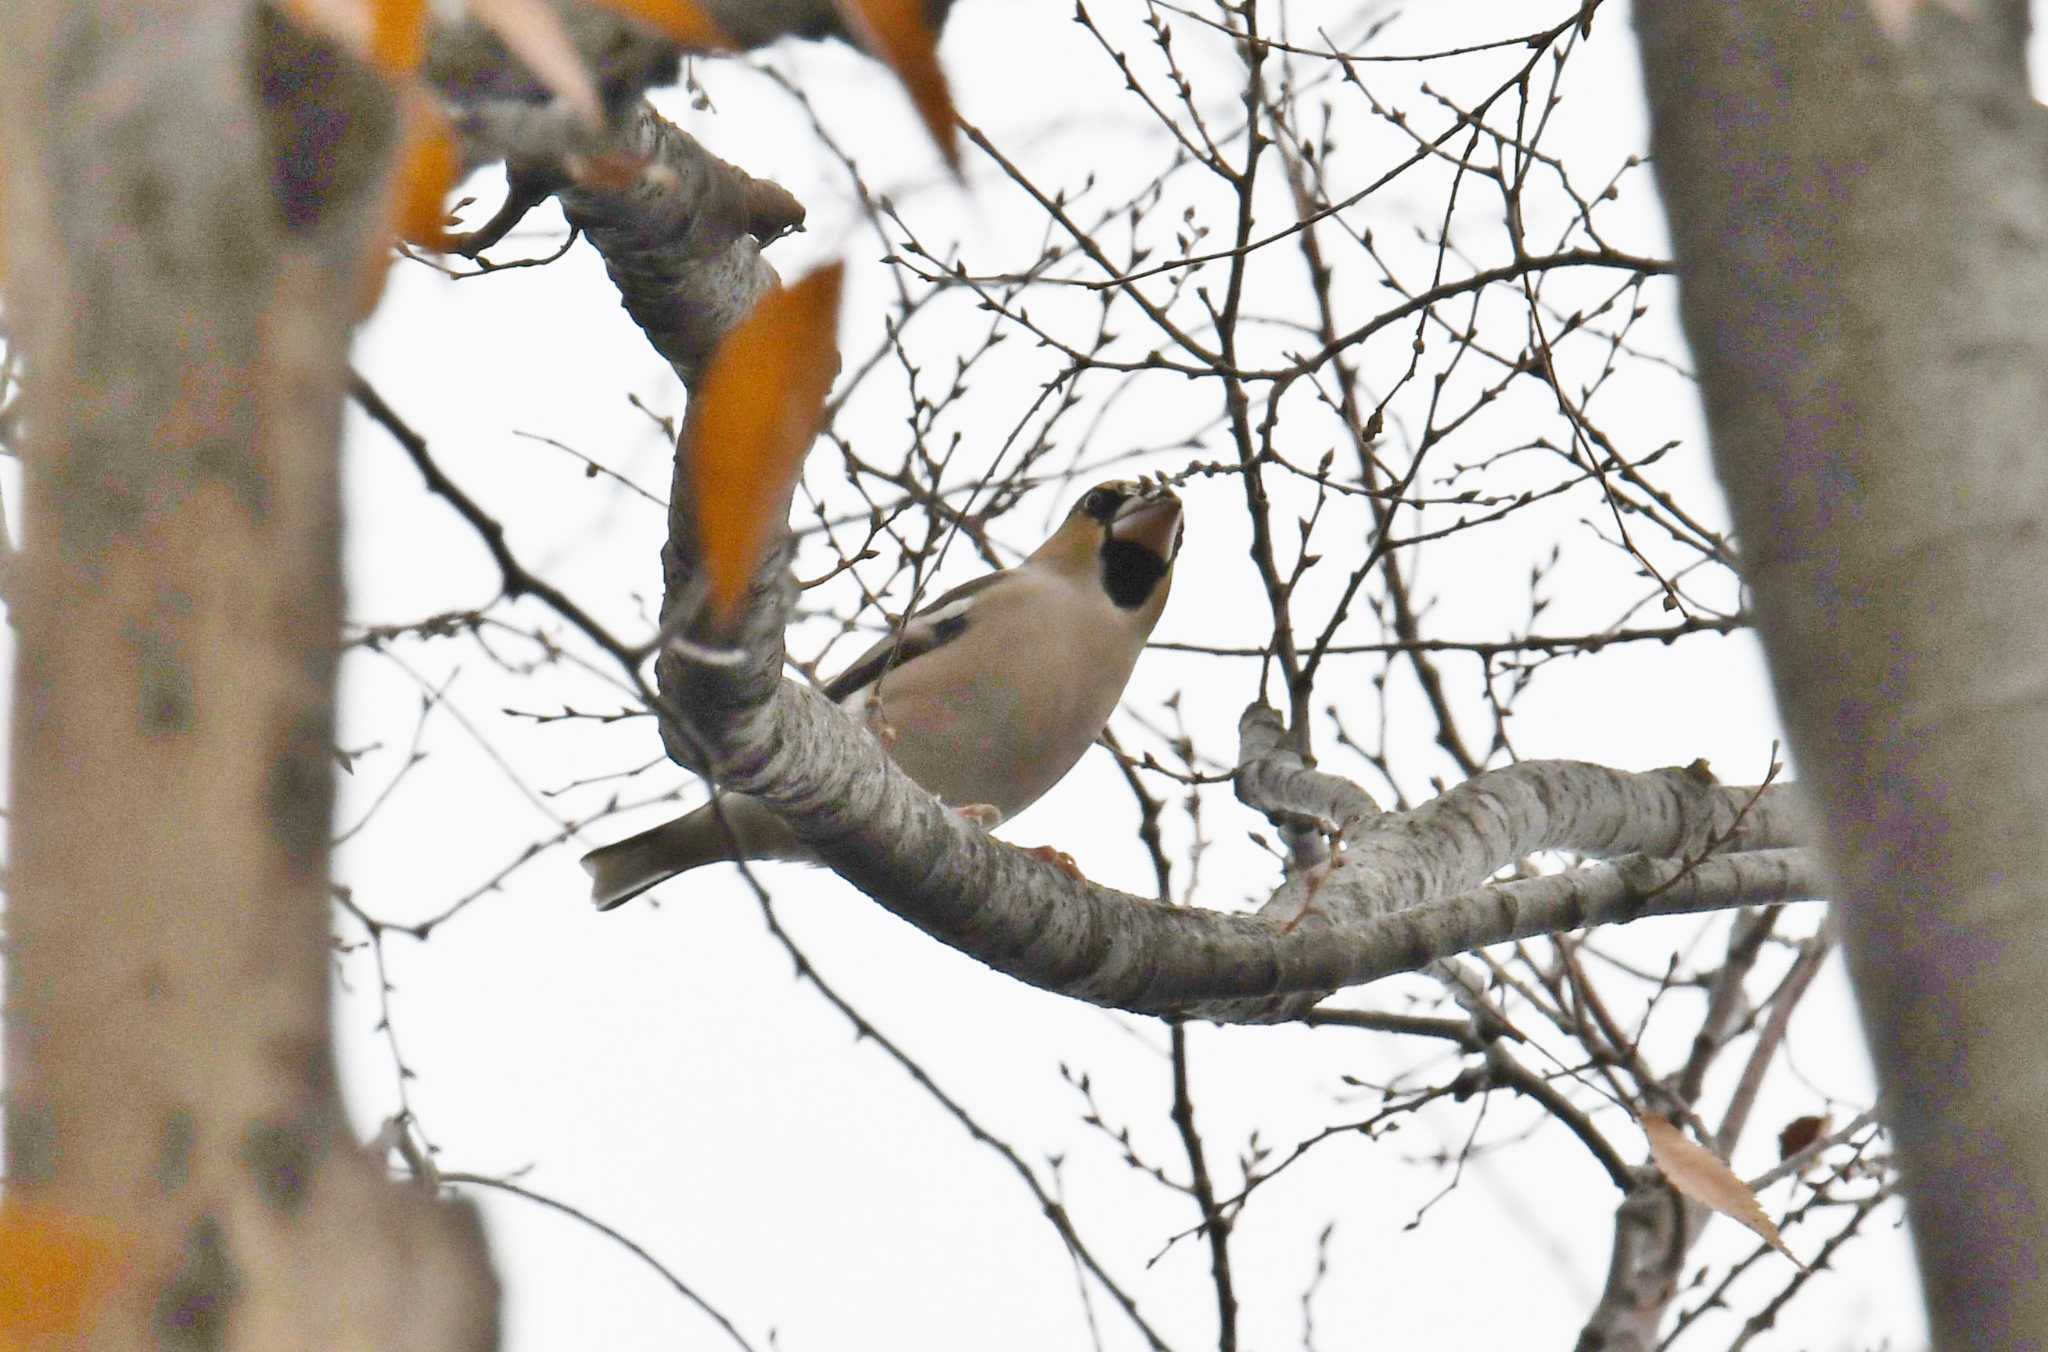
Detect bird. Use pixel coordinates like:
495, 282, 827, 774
581, 478, 1184, 910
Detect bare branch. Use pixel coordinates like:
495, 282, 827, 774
652, 641, 1820, 1017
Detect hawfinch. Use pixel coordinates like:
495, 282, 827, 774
582, 479, 1183, 910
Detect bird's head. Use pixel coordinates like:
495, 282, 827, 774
1033, 478, 1183, 612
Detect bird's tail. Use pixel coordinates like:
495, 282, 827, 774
581, 807, 730, 912
582, 797, 809, 911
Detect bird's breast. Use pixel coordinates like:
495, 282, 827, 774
860, 600, 1130, 820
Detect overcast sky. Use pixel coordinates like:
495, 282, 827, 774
328, 2, 1942, 1347
5, 1, 1987, 1347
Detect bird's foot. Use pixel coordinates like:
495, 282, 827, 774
1024, 845, 1086, 881
950, 802, 1005, 830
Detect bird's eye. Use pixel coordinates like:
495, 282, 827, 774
1082, 487, 1123, 520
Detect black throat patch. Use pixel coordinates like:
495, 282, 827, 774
1101, 539, 1169, 609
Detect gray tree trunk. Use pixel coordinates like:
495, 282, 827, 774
1634, 2, 2048, 1344
1, 4, 497, 1346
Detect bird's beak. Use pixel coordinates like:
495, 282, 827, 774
1110, 494, 1182, 559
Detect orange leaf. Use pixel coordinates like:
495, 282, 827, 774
391, 89, 459, 249
691, 262, 845, 626
833, 0, 958, 172
587, 0, 732, 49
371, 0, 430, 73
355, 86, 456, 314
0, 1202, 129, 1344
468, 0, 604, 128
1641, 1114, 1808, 1271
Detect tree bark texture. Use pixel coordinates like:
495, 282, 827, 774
1634, 2, 2048, 1344
1, 4, 496, 1347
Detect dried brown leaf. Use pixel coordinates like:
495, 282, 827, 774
469, 0, 604, 127
1641, 1114, 1808, 1271
587, 0, 732, 49
691, 261, 845, 625
1777, 1113, 1828, 1162
833, 0, 958, 172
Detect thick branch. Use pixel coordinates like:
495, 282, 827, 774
662, 649, 1818, 1020
1234, 702, 1380, 851
1287, 758, 1801, 928
553, 106, 787, 387
1579, 1173, 1686, 1352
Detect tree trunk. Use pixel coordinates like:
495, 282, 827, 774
1633, 2, 2048, 1344
1, 4, 496, 1346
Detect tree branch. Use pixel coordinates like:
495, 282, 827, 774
656, 632, 1819, 1019
1234, 702, 1379, 858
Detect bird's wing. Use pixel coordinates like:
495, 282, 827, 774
821, 568, 1012, 704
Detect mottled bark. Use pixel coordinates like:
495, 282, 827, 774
1634, 1, 2048, 1345
1579, 1174, 1688, 1352
1, 4, 496, 1347
554, 107, 787, 387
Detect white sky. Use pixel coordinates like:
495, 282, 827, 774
334, 3, 1933, 1348
19, 0, 2021, 1347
